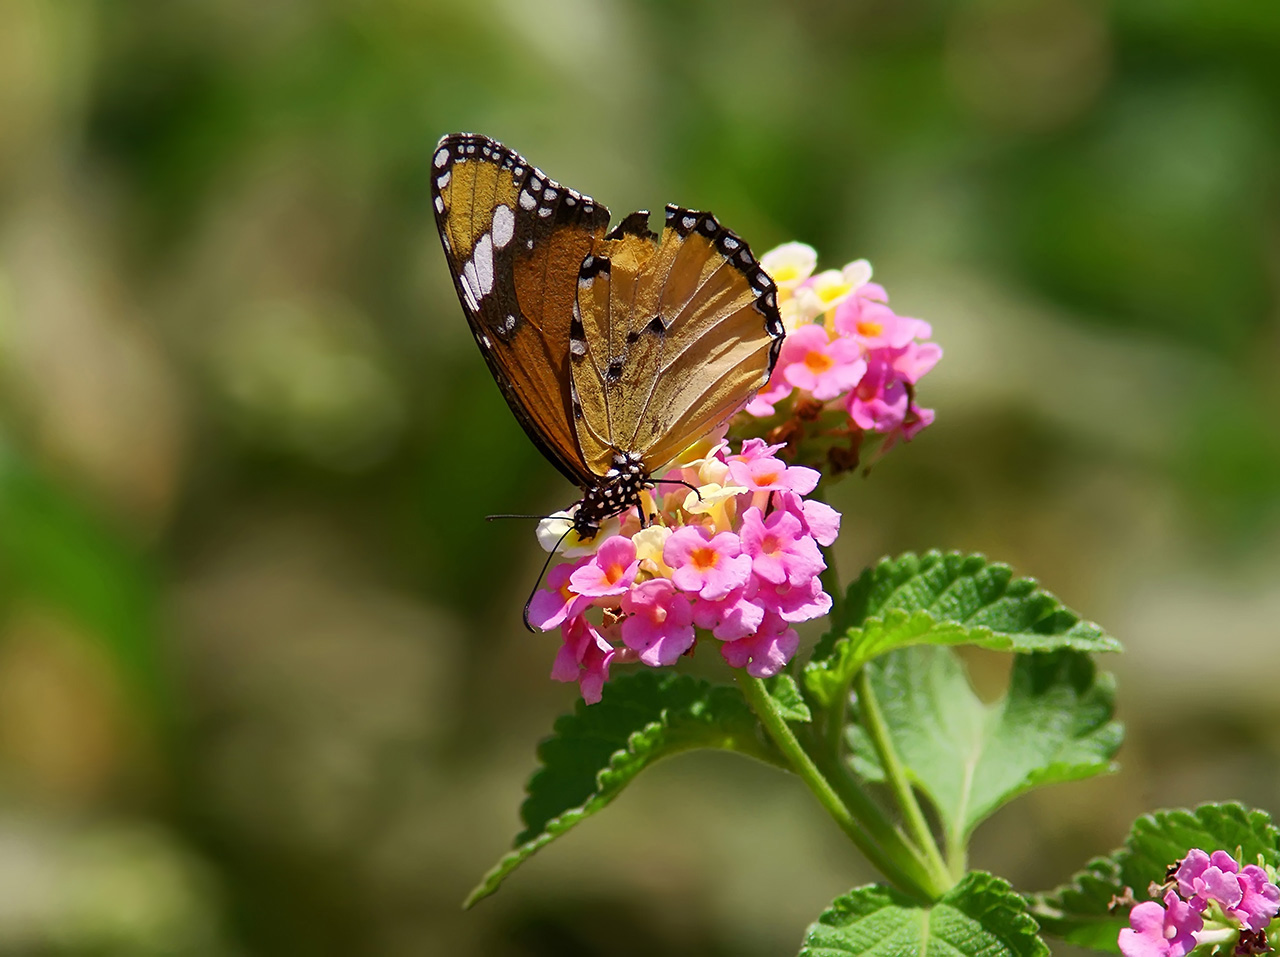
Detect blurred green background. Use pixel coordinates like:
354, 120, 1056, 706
1, 1, 1278, 954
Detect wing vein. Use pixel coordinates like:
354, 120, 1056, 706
626, 250, 735, 450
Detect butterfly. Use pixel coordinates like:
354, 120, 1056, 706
431, 132, 784, 542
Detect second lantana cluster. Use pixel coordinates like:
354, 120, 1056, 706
528, 439, 840, 703
744, 243, 941, 467
1120, 848, 1280, 957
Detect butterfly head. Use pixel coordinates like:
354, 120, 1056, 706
572, 451, 649, 540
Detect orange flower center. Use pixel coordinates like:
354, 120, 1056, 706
605, 562, 627, 584
761, 534, 781, 556
691, 546, 720, 572
856, 319, 883, 338
804, 350, 834, 374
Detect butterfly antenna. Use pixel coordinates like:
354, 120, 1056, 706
486, 512, 557, 521
522, 524, 575, 632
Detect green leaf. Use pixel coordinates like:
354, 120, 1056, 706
767, 673, 812, 723
798, 871, 1048, 957
807, 611, 1004, 710
847, 647, 1121, 847
466, 670, 775, 908
1033, 803, 1280, 951
809, 552, 1120, 678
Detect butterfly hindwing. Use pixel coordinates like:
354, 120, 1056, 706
570, 204, 784, 476
432, 133, 611, 485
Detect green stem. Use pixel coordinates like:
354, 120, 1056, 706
823, 655, 853, 760
737, 673, 945, 900
853, 667, 952, 887
946, 828, 969, 880
818, 754, 946, 888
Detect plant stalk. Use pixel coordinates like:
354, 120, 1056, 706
737, 673, 947, 901
853, 667, 952, 887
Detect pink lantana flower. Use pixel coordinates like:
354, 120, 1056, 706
742, 377, 793, 418
1119, 892, 1203, 957
1234, 865, 1280, 932
893, 339, 943, 384
691, 587, 765, 641
846, 355, 909, 433
778, 323, 867, 401
527, 560, 592, 630
834, 297, 930, 352
727, 438, 788, 464
754, 575, 833, 622
663, 526, 752, 601
719, 612, 799, 678
569, 535, 640, 598
776, 490, 842, 548
550, 616, 615, 705
739, 507, 826, 588
619, 578, 696, 667
1177, 850, 1246, 914
727, 455, 820, 496
1178, 850, 1280, 933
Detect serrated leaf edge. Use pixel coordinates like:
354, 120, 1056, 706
466, 676, 778, 908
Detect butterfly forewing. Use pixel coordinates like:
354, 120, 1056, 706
570, 205, 783, 476
432, 133, 610, 486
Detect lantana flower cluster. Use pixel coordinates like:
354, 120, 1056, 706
1120, 849, 1280, 957
744, 242, 941, 470
528, 439, 840, 703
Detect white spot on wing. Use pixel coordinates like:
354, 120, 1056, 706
519, 190, 536, 211
473, 233, 494, 295
434, 148, 449, 168
436, 170, 450, 190
492, 205, 515, 249
460, 272, 479, 312
434, 195, 444, 214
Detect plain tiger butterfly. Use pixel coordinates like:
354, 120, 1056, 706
431, 132, 784, 544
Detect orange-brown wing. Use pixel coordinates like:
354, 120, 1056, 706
570, 205, 784, 476
432, 133, 610, 486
